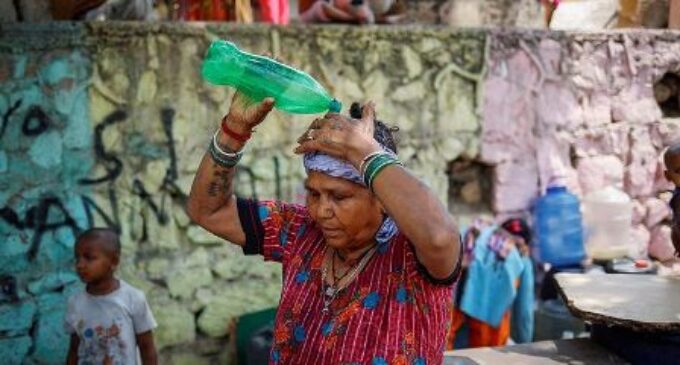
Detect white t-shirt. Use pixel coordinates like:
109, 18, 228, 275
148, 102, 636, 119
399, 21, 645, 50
65, 280, 157, 365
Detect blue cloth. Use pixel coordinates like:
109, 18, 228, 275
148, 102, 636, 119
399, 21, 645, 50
459, 226, 530, 329
511, 255, 534, 343
375, 215, 398, 245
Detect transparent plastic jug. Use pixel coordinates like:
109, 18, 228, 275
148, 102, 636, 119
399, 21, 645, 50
202, 40, 342, 114
582, 186, 633, 259
534, 185, 586, 267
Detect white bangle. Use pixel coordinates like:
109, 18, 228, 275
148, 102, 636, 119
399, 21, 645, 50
212, 130, 242, 158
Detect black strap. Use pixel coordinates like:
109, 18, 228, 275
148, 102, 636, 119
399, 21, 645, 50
236, 198, 264, 256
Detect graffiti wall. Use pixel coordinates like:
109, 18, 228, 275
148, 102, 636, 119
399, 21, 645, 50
0, 25, 92, 363
1, 23, 679, 364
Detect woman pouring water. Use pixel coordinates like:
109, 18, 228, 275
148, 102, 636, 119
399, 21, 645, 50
187, 92, 462, 365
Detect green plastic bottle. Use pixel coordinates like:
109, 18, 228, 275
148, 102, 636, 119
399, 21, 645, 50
202, 40, 342, 114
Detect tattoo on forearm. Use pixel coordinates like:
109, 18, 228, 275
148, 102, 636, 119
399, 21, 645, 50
207, 164, 235, 197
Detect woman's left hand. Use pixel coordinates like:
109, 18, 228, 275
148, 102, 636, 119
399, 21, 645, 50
294, 101, 382, 168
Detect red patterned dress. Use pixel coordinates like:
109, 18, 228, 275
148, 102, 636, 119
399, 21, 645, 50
237, 198, 461, 365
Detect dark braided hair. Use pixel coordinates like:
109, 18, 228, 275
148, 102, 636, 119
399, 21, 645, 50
349, 102, 399, 154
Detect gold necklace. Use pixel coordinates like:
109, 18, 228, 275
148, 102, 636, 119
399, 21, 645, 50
321, 245, 377, 315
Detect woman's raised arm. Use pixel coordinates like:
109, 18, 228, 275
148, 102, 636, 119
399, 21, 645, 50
186, 93, 274, 246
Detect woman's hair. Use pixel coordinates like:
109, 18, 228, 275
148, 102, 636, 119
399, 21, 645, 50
349, 102, 399, 154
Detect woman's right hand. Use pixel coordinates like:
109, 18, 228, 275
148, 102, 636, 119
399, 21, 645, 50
224, 92, 275, 136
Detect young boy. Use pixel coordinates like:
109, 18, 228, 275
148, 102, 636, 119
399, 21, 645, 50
65, 228, 158, 365
664, 144, 680, 257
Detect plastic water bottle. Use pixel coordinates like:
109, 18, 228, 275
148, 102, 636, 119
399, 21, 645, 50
202, 40, 342, 114
582, 186, 633, 259
533, 183, 585, 267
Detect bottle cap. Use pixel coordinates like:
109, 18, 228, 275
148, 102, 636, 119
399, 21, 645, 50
329, 99, 342, 113
547, 175, 567, 189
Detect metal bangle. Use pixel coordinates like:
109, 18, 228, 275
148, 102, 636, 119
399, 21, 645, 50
209, 130, 243, 168
212, 130, 243, 159
208, 140, 240, 168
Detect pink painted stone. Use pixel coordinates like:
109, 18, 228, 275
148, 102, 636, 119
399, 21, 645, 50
538, 39, 562, 76
625, 128, 659, 197
611, 85, 662, 124
493, 161, 539, 213
576, 155, 624, 195
536, 83, 583, 130
572, 125, 630, 158
536, 133, 576, 192
653, 158, 674, 193
563, 168, 583, 198
632, 199, 647, 226
644, 197, 671, 227
569, 44, 609, 90
631, 224, 651, 258
649, 225, 675, 262
581, 92, 611, 127
651, 120, 680, 147
481, 51, 539, 164
481, 75, 537, 163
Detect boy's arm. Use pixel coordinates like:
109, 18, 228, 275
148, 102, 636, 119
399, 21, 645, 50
672, 223, 680, 257
66, 334, 79, 365
671, 196, 680, 256
137, 331, 158, 365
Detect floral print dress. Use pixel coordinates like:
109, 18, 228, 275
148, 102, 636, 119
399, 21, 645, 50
237, 199, 460, 365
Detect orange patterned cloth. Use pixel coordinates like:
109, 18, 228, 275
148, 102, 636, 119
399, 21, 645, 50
446, 307, 511, 349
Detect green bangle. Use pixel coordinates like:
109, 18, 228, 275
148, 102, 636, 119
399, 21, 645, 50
367, 159, 399, 191
363, 153, 401, 191
362, 154, 393, 186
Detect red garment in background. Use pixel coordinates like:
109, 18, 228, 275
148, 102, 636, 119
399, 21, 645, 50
258, 0, 289, 24
179, 0, 229, 20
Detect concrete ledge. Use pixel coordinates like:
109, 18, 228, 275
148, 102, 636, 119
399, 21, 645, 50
444, 339, 628, 365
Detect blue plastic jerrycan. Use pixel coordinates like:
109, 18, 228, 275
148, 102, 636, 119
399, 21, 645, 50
533, 185, 586, 267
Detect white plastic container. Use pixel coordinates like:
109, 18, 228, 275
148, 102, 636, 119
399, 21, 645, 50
582, 186, 633, 260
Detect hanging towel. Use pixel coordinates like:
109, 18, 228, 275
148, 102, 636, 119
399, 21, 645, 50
511, 255, 534, 343
460, 226, 524, 327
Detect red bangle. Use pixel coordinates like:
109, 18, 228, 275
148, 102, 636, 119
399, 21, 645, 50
221, 116, 251, 143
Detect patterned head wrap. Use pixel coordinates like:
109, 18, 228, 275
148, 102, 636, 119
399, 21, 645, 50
303, 147, 399, 245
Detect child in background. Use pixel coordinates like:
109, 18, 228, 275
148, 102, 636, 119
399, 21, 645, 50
65, 228, 158, 365
664, 145, 680, 257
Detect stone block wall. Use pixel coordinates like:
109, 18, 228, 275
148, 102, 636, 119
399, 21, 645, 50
482, 30, 680, 259
0, 23, 679, 363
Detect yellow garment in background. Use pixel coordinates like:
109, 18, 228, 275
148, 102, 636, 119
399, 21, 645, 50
235, 0, 254, 23
618, 0, 640, 26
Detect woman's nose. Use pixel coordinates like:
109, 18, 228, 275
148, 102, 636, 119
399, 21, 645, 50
317, 196, 333, 219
